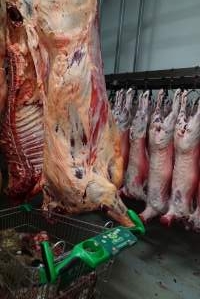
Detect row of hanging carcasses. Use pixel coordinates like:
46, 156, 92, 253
110, 88, 200, 231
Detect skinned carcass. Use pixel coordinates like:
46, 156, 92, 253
121, 91, 149, 201
112, 88, 134, 172
0, 1, 44, 202
20, 0, 133, 226
161, 91, 200, 226
140, 89, 181, 222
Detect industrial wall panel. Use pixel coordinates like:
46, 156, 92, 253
101, 0, 200, 73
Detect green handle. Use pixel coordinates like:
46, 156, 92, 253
37, 208, 144, 284
39, 225, 138, 284
39, 240, 108, 284
127, 209, 145, 235
40, 241, 57, 283
20, 204, 33, 212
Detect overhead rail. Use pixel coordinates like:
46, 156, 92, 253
105, 66, 200, 90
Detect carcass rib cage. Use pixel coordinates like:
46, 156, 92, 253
0, 2, 44, 202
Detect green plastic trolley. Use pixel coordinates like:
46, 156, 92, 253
0, 204, 145, 298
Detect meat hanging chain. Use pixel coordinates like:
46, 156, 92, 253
10, 0, 132, 226
0, 1, 44, 203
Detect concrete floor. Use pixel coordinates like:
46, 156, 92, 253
62, 199, 200, 299
103, 222, 200, 299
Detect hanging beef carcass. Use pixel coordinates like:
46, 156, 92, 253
121, 91, 149, 201
112, 88, 134, 172
161, 91, 200, 226
20, 0, 133, 226
140, 89, 181, 222
0, 0, 7, 192
0, 1, 45, 203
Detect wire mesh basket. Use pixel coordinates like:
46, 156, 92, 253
0, 205, 113, 299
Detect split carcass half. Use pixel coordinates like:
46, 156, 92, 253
112, 88, 134, 172
22, 0, 133, 226
0, 0, 44, 203
161, 91, 200, 226
121, 91, 149, 201
0, 0, 7, 192
140, 89, 181, 222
